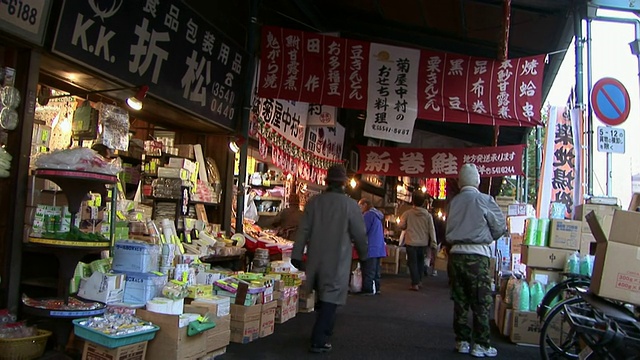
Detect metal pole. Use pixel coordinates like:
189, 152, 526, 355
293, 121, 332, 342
586, 18, 594, 196
575, 8, 588, 197
235, 0, 260, 235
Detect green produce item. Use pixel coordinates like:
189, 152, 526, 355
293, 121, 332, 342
90, 258, 112, 274
42, 226, 109, 242
524, 218, 538, 246
512, 279, 530, 311
580, 255, 594, 277
536, 218, 550, 246
545, 281, 560, 309
529, 281, 545, 311
565, 251, 580, 274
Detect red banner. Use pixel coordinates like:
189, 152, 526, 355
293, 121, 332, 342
356, 144, 525, 178
259, 26, 544, 127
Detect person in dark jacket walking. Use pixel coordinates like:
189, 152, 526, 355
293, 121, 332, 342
357, 198, 386, 295
446, 164, 506, 357
292, 164, 368, 354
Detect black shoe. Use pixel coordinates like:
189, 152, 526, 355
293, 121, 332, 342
356, 291, 375, 296
309, 343, 332, 353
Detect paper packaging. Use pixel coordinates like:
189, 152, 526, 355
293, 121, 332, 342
168, 157, 197, 174
520, 245, 575, 270
507, 215, 529, 235
191, 296, 230, 317
136, 305, 209, 360
82, 340, 147, 360
510, 310, 562, 345
526, 268, 562, 286
580, 233, 596, 255
259, 301, 277, 338
548, 219, 582, 250
574, 204, 618, 235
207, 330, 230, 353
230, 319, 260, 344
587, 210, 640, 305
77, 272, 125, 304
146, 297, 184, 315
230, 304, 262, 322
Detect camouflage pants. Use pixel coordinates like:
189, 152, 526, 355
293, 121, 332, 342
450, 253, 492, 347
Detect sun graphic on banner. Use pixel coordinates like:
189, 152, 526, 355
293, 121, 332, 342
375, 51, 392, 62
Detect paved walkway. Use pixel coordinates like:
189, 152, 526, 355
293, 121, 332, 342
219, 272, 540, 359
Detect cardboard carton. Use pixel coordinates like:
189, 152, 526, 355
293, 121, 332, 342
382, 245, 400, 264
82, 341, 147, 360
206, 330, 230, 353
136, 305, 208, 360
510, 310, 562, 345
521, 245, 575, 270
230, 320, 260, 344
587, 210, 640, 305
548, 219, 581, 250
259, 301, 277, 338
574, 204, 618, 235
230, 304, 262, 322
77, 272, 125, 304
526, 268, 562, 286
580, 233, 597, 255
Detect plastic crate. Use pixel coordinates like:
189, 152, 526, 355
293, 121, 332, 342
0, 329, 51, 360
72, 319, 159, 349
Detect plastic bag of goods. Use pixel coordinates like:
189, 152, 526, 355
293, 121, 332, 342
580, 254, 595, 277
529, 280, 545, 311
511, 279, 530, 311
524, 218, 538, 246
564, 251, 580, 275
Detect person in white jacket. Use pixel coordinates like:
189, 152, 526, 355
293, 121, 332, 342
446, 164, 506, 358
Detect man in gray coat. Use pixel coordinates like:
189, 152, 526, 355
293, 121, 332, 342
292, 164, 368, 354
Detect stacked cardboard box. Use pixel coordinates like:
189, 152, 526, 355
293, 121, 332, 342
189, 301, 231, 355
298, 287, 315, 313
574, 204, 619, 256
229, 304, 261, 344
82, 341, 147, 360
259, 301, 277, 338
136, 305, 210, 360
521, 219, 582, 288
588, 209, 640, 305
381, 245, 399, 274
275, 286, 298, 324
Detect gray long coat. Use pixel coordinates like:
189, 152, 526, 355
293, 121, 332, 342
292, 191, 368, 305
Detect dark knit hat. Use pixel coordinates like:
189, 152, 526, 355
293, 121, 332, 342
326, 164, 348, 183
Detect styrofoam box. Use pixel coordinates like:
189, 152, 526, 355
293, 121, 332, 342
112, 241, 159, 273
117, 272, 167, 304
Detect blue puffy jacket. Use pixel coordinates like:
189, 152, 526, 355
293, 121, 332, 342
364, 208, 387, 258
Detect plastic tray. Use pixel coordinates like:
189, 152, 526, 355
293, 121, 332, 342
72, 319, 160, 349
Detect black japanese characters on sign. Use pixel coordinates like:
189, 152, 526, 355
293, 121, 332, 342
51, 0, 246, 130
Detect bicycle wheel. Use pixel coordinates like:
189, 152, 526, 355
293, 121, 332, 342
538, 278, 590, 321
540, 296, 588, 360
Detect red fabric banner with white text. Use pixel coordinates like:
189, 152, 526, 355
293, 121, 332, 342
356, 144, 525, 178
259, 26, 545, 128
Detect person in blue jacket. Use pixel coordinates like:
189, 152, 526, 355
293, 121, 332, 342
357, 198, 387, 295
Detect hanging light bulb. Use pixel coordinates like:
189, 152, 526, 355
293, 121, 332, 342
397, 184, 403, 192
421, 185, 427, 193
349, 178, 357, 188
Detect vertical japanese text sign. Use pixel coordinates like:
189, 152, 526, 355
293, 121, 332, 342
537, 106, 578, 219
51, 0, 247, 130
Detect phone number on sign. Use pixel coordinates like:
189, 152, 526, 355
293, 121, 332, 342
1, 0, 39, 26
370, 124, 410, 135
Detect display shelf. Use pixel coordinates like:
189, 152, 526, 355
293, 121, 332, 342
22, 277, 58, 289
28, 237, 111, 248
258, 212, 278, 217
250, 182, 284, 188
33, 169, 117, 215
255, 196, 282, 201
189, 200, 219, 206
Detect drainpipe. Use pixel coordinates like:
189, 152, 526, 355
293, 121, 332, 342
235, 0, 260, 234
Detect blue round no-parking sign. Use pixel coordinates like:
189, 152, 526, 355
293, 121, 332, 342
591, 77, 631, 126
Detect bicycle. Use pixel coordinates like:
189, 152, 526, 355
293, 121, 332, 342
564, 289, 640, 359
538, 274, 591, 359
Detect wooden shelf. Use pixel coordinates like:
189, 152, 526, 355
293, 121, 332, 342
22, 277, 58, 289
255, 196, 283, 201
258, 212, 278, 217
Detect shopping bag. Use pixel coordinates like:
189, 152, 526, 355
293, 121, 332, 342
350, 263, 362, 293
